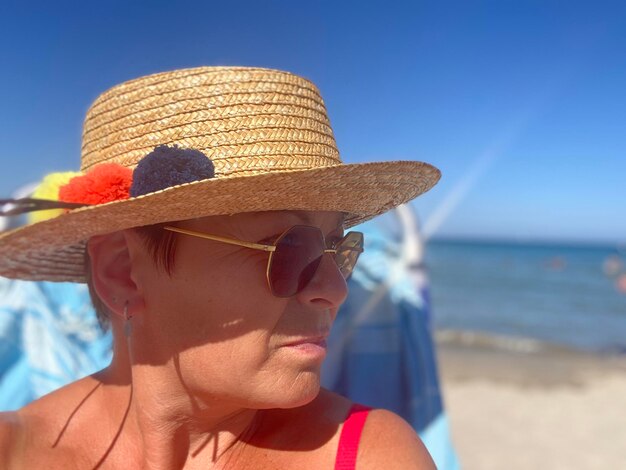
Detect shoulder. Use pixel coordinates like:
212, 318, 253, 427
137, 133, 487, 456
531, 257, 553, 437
357, 408, 436, 470
298, 391, 435, 468
0, 398, 76, 470
0, 411, 23, 469
0, 377, 103, 469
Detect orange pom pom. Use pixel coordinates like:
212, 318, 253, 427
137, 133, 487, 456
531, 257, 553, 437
59, 163, 133, 205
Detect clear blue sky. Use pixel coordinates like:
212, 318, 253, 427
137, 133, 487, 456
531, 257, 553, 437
1, 1, 625, 244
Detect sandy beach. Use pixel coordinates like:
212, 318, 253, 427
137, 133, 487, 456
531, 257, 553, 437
435, 330, 626, 470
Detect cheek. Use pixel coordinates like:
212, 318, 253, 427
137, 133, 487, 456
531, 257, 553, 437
138, 252, 284, 357
135, 246, 324, 406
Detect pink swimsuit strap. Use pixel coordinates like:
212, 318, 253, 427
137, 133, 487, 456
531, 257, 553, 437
334, 404, 372, 470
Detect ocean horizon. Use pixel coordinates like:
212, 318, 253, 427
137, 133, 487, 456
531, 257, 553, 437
425, 237, 626, 355
429, 235, 625, 251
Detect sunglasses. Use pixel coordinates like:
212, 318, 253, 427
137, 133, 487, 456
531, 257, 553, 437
163, 225, 364, 297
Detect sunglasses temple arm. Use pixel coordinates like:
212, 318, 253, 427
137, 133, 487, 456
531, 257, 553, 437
163, 226, 276, 252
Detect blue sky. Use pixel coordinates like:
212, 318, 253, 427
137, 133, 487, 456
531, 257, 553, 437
1, 1, 625, 244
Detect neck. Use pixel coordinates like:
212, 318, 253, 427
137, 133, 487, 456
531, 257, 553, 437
128, 394, 259, 470
98, 325, 261, 469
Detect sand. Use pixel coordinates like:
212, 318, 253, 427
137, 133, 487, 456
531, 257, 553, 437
435, 330, 626, 470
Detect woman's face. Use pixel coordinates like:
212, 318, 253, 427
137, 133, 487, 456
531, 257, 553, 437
127, 210, 348, 409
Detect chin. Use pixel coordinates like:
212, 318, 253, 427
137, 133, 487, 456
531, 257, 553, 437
258, 370, 322, 409
283, 380, 321, 409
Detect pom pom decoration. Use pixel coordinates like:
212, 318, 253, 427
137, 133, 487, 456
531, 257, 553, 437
28, 171, 81, 224
59, 163, 133, 205
130, 145, 215, 197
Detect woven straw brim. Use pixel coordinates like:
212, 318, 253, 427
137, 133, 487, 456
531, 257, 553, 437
0, 161, 439, 283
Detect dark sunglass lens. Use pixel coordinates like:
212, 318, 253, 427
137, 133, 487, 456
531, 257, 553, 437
334, 232, 364, 279
268, 226, 325, 297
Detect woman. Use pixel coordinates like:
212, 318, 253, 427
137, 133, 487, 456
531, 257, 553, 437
0, 67, 440, 469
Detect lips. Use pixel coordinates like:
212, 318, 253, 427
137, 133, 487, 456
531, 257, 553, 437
282, 336, 328, 348
280, 337, 328, 361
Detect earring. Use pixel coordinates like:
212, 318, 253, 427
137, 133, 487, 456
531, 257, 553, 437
123, 302, 133, 337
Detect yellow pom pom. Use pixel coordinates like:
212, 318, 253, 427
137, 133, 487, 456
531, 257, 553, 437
28, 172, 81, 224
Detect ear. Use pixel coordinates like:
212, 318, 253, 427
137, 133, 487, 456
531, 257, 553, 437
87, 231, 145, 319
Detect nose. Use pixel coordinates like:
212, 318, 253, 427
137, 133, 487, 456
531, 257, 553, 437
295, 252, 349, 308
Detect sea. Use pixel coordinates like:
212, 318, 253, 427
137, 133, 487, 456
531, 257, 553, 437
425, 239, 626, 354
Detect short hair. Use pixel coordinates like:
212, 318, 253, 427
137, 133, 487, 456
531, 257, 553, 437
86, 223, 178, 330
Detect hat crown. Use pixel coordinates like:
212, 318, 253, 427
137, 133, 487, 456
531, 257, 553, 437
81, 67, 341, 177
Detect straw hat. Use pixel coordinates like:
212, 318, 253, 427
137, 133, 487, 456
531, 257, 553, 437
0, 66, 440, 283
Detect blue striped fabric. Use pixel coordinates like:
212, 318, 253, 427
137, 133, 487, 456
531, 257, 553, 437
0, 278, 112, 410
322, 216, 460, 469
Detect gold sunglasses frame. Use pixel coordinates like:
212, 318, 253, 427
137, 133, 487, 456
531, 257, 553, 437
163, 225, 364, 297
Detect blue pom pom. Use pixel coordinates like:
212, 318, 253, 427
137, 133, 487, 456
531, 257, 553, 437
130, 145, 215, 197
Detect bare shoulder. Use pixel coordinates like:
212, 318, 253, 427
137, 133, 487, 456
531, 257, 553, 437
0, 400, 58, 469
358, 409, 436, 470
286, 391, 435, 468
0, 375, 106, 469
0, 411, 22, 469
